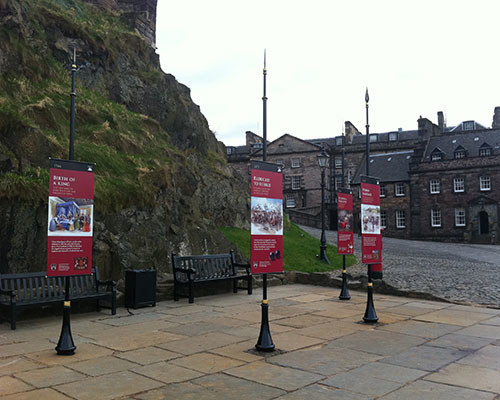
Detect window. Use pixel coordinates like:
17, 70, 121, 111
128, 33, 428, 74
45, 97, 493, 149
286, 194, 295, 208
389, 132, 398, 141
380, 210, 387, 229
252, 142, 263, 149
335, 176, 343, 190
276, 159, 284, 167
479, 144, 492, 157
454, 177, 465, 193
431, 209, 441, 227
335, 137, 343, 146
455, 208, 466, 227
380, 184, 386, 197
463, 121, 475, 131
429, 179, 440, 194
480, 176, 491, 191
454, 146, 466, 159
291, 158, 300, 168
291, 176, 301, 190
431, 149, 443, 161
395, 210, 406, 228
335, 158, 342, 168
348, 171, 353, 184
395, 182, 405, 196
226, 147, 234, 155
369, 135, 378, 143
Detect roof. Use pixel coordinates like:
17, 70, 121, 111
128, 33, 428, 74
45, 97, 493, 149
423, 129, 500, 161
352, 151, 414, 184
351, 130, 419, 145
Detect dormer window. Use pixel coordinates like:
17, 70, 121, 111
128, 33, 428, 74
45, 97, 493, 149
430, 148, 444, 161
479, 143, 492, 157
463, 121, 475, 131
226, 147, 234, 155
388, 132, 398, 141
454, 146, 466, 159
335, 137, 343, 146
369, 135, 378, 143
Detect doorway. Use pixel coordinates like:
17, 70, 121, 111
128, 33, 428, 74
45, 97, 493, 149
479, 211, 489, 234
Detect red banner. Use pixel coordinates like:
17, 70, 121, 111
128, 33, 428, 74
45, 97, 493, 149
337, 189, 353, 254
361, 176, 383, 272
47, 159, 95, 276
251, 161, 283, 274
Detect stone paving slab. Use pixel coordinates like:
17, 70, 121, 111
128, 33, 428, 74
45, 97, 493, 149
2, 285, 500, 400
379, 380, 497, 400
226, 360, 324, 391
380, 344, 468, 372
425, 363, 500, 394
276, 384, 372, 400
56, 370, 163, 400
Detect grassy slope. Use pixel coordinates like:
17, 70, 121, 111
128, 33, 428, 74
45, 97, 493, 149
219, 222, 356, 273
0, 0, 222, 211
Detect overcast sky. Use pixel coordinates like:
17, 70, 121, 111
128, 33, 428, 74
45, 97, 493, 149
156, 0, 500, 146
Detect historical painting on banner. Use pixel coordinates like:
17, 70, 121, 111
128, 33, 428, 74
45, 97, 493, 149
47, 159, 95, 276
251, 160, 284, 274
337, 189, 354, 255
361, 175, 383, 267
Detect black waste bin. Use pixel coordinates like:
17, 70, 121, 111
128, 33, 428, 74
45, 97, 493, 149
125, 269, 156, 309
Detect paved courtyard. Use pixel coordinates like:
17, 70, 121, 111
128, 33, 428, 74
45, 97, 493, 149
299, 225, 500, 307
1, 285, 500, 399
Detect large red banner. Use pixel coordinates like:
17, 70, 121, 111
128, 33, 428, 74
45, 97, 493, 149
337, 189, 354, 254
361, 176, 383, 269
251, 161, 283, 274
47, 159, 95, 276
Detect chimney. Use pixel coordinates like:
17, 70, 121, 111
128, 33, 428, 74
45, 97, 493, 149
437, 111, 446, 130
492, 107, 500, 130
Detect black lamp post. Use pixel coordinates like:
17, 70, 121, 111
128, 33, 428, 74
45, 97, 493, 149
317, 147, 330, 264
56, 49, 77, 355
362, 87, 378, 323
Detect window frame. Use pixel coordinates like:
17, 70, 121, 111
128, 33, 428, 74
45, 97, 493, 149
285, 194, 296, 208
380, 184, 387, 198
431, 209, 441, 227
380, 210, 387, 229
334, 158, 342, 169
388, 132, 398, 141
395, 182, 405, 197
395, 210, 406, 228
453, 177, 465, 193
455, 208, 466, 227
429, 179, 440, 194
291, 158, 301, 168
479, 147, 492, 157
291, 176, 301, 190
480, 175, 491, 191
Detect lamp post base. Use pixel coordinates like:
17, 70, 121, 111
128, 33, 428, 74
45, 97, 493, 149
255, 301, 275, 352
339, 270, 351, 300
56, 302, 76, 355
319, 244, 330, 264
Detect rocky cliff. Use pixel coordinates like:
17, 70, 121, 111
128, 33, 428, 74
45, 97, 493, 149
0, 0, 249, 278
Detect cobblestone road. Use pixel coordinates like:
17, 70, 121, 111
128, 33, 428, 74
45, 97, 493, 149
299, 225, 500, 307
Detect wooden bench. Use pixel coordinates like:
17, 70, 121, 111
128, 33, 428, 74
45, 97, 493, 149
172, 250, 252, 303
0, 267, 116, 330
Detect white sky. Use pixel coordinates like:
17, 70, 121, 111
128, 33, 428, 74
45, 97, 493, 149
156, 0, 500, 146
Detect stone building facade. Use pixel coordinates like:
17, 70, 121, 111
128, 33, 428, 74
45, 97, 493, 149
227, 108, 500, 244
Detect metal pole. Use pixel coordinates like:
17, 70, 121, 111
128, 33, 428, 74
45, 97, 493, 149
56, 50, 77, 355
256, 50, 274, 352
339, 126, 350, 300
319, 168, 330, 264
363, 88, 378, 323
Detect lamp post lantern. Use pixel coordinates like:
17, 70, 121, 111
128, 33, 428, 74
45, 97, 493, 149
317, 147, 330, 264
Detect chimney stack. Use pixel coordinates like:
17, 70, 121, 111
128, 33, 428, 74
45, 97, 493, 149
437, 111, 446, 130
492, 107, 500, 130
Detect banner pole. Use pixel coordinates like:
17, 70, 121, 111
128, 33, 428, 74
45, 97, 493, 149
56, 50, 78, 355
255, 50, 275, 352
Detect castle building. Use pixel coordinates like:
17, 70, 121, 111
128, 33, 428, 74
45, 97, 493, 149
228, 108, 500, 244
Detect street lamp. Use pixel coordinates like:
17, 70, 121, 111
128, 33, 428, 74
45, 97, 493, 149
317, 147, 330, 264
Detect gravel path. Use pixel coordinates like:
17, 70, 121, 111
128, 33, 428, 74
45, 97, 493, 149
298, 225, 500, 307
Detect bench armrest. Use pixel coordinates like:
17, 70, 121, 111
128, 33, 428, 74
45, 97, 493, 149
233, 262, 251, 274
97, 279, 116, 290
